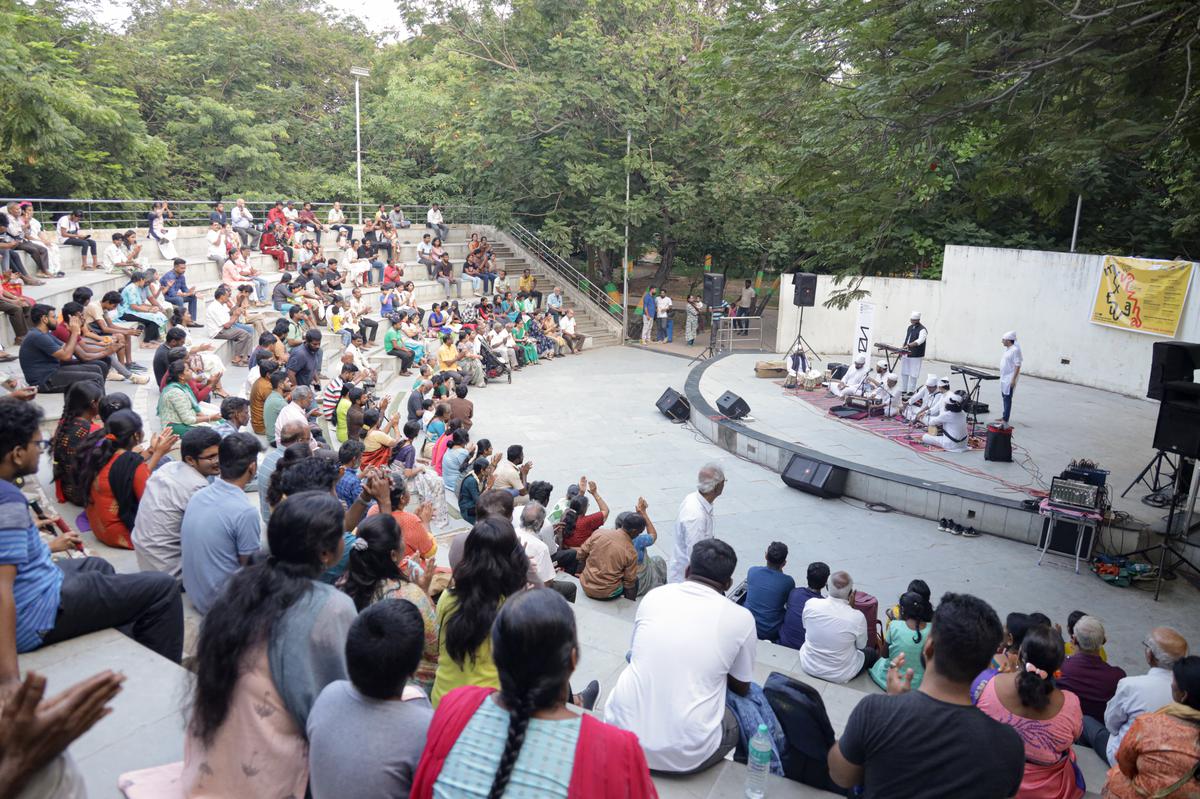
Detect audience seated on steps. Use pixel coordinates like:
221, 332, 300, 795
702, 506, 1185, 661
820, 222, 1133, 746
1057, 615, 1127, 723
868, 591, 932, 692
19, 304, 108, 394
744, 541, 795, 642
577, 506, 665, 602
0, 400, 184, 674
799, 570, 879, 684
827, 592, 1026, 798
605, 538, 756, 775
49, 380, 104, 507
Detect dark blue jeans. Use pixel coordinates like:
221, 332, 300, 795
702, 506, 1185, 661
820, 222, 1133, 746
1002, 387, 1014, 422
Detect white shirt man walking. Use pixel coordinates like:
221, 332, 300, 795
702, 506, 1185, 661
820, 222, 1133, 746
668, 463, 725, 583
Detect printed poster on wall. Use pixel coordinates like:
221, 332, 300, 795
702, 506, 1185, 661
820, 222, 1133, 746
1090, 256, 1194, 337
853, 301, 875, 359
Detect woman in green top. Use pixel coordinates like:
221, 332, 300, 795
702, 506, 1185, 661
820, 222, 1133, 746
431, 517, 528, 706
869, 591, 933, 691
511, 317, 538, 365
158, 360, 218, 435
335, 385, 362, 444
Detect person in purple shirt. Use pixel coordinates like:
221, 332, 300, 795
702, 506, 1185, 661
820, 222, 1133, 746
1056, 615, 1126, 722
778, 561, 830, 650
743, 542, 795, 641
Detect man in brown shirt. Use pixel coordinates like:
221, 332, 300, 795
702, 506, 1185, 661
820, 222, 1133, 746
249, 357, 278, 435
578, 513, 647, 600
447, 383, 474, 430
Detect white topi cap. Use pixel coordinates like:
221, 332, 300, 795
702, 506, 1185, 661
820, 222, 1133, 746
1002, 330, 1017, 342
925, 374, 937, 387
885, 372, 898, 383
876, 359, 887, 369
911, 311, 921, 321
938, 377, 951, 387
853, 354, 867, 365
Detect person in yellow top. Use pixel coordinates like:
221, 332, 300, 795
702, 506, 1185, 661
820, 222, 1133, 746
436, 333, 466, 385
518, 268, 542, 308
431, 517, 528, 705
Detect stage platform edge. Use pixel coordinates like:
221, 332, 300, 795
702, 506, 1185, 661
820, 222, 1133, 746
684, 354, 1147, 554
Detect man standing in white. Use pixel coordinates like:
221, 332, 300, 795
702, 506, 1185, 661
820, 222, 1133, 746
1080, 626, 1188, 765
605, 538, 756, 774
999, 330, 1022, 426
899, 310, 927, 392
799, 570, 877, 683
668, 463, 725, 584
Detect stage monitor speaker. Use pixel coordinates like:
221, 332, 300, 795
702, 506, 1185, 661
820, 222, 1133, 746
781, 454, 848, 499
1152, 383, 1200, 458
792, 273, 817, 307
1037, 518, 1095, 561
1147, 341, 1200, 400
655, 387, 690, 422
702, 273, 726, 308
716, 390, 750, 420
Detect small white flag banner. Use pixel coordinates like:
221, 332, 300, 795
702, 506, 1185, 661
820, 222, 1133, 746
853, 301, 875, 360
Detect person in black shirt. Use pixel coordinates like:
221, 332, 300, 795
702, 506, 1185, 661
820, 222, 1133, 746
828, 592, 1024, 799
152, 326, 189, 387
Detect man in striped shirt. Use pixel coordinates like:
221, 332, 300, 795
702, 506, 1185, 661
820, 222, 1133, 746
321, 357, 361, 421
0, 401, 183, 692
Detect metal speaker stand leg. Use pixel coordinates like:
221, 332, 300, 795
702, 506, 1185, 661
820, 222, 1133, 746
1122, 451, 1178, 499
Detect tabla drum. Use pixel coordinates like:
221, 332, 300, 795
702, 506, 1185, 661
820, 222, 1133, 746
927, 425, 941, 436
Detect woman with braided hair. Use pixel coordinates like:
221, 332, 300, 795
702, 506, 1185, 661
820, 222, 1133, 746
411, 588, 657, 799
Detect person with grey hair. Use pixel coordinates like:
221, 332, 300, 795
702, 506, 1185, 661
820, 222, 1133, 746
274, 383, 319, 449
1081, 626, 1188, 765
1057, 615, 1126, 723
668, 463, 725, 583
486, 320, 519, 369
798, 570, 878, 683
515, 502, 555, 587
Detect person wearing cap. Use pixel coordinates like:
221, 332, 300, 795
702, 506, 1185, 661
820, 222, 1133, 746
999, 331, 1022, 426
830, 354, 870, 398
903, 374, 940, 421
921, 393, 969, 452
872, 373, 902, 417
900, 311, 928, 393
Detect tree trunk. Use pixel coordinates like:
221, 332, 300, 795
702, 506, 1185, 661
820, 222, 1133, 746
599, 249, 613, 284
652, 232, 676, 286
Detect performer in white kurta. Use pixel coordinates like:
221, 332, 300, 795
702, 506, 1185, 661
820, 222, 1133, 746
830, 354, 870, 398
999, 330, 1022, 425
921, 396, 970, 452
899, 311, 928, 392
872, 373, 903, 417
903, 374, 939, 421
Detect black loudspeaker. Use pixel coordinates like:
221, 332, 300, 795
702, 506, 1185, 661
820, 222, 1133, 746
656, 387, 690, 421
703, 273, 726, 307
781, 454, 848, 498
716, 390, 750, 419
1037, 518, 1095, 561
984, 424, 1013, 462
792, 273, 817, 307
1153, 382, 1200, 458
1147, 341, 1200, 400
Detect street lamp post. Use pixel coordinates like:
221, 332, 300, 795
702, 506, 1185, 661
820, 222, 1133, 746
351, 66, 370, 225
622, 129, 631, 343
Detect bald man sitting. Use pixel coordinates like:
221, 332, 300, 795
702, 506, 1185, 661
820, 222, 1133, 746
1080, 626, 1188, 765
798, 570, 877, 683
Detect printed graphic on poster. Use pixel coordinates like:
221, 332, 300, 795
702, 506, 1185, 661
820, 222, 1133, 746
1090, 256, 1194, 337
853, 301, 875, 359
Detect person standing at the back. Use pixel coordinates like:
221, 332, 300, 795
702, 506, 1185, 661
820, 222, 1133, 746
736, 279, 755, 335
668, 463, 724, 584
640, 286, 656, 344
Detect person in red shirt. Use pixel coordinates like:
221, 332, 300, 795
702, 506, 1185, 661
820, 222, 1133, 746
298, 202, 326, 244
266, 201, 288, 230
559, 479, 610, 549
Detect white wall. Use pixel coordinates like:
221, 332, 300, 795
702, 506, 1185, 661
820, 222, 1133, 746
776, 245, 1200, 397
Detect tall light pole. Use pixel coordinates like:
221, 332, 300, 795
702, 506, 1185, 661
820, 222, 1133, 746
351, 66, 370, 225
622, 129, 631, 343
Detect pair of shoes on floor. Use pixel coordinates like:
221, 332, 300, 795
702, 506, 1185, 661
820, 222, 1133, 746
938, 518, 980, 537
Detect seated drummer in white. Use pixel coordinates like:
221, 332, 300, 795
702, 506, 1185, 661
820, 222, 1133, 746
785, 340, 809, 379
830, 354, 869, 398
872, 373, 902, 417
921, 395, 970, 452
903, 374, 939, 421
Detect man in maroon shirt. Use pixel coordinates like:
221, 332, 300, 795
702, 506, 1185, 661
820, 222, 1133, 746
1056, 615, 1126, 722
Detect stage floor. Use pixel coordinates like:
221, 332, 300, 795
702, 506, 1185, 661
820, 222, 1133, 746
699, 353, 1165, 525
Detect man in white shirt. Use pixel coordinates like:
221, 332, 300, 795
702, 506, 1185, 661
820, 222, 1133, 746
735, 279, 755, 335
204, 285, 253, 363
514, 502, 556, 587
1081, 626, 1188, 765
487, 321, 519, 369
491, 444, 531, 504
275, 384, 317, 449
426, 203, 449, 241
606, 538, 755, 773
871, 372, 902, 417
830, 354, 869, 398
417, 233, 435, 278
999, 330, 1022, 426
656, 292, 674, 343
799, 570, 876, 683
283, 201, 300, 226
545, 286, 565, 321
559, 309, 585, 353
668, 463, 725, 583
921, 394, 970, 453
205, 222, 228, 266
102, 233, 138, 275
903, 374, 940, 421
56, 209, 98, 270
132, 427, 222, 577
899, 311, 928, 392
231, 198, 262, 250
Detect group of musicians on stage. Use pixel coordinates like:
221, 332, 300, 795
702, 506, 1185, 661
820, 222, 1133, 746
801, 310, 1023, 454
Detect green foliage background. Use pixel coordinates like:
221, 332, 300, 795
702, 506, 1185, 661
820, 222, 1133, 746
3, 0, 1198, 298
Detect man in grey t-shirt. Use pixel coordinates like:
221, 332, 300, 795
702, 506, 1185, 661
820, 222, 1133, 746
307, 600, 433, 798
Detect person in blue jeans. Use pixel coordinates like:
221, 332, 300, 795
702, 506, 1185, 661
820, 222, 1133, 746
744, 542, 795, 642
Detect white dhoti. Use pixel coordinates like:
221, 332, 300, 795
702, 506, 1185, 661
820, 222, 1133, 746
900, 356, 923, 392
831, 382, 863, 399
921, 432, 968, 453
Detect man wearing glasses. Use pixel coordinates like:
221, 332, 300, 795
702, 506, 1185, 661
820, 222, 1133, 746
0, 400, 185, 702
131, 427, 223, 576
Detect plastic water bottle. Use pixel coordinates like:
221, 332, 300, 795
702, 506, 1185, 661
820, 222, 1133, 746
745, 722, 771, 798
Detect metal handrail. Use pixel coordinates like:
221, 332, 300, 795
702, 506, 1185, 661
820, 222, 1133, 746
507, 223, 621, 322
0, 197, 498, 230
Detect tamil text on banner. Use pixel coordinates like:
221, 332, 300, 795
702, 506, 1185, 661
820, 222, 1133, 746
1090, 256, 1194, 337
853, 301, 875, 359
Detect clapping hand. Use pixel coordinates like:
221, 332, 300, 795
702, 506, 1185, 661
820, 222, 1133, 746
150, 430, 177, 455
519, 461, 533, 476
361, 468, 392, 503
636, 496, 648, 514
489, 452, 503, 467
886, 653, 915, 695
587, 480, 597, 494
